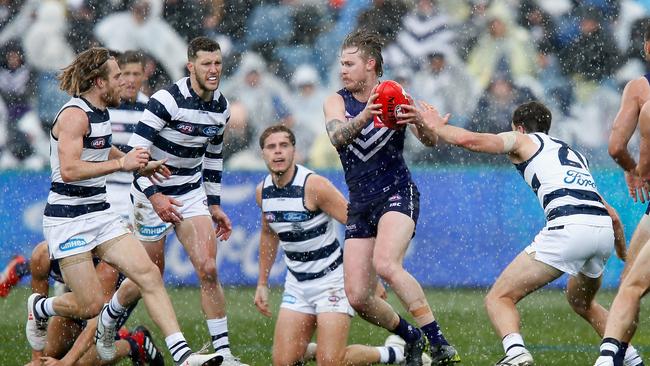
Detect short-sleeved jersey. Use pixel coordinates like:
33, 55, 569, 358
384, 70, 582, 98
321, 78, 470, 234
128, 77, 229, 205
335, 88, 412, 203
44, 97, 112, 221
261, 165, 342, 282
107, 93, 148, 185
515, 133, 611, 227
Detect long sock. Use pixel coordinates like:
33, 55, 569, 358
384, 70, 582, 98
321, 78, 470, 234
207, 317, 232, 357
392, 315, 421, 343
624, 344, 644, 366
15, 261, 30, 278
377, 346, 405, 364
165, 332, 192, 365
101, 295, 126, 327
422, 320, 449, 346
502, 333, 526, 356
600, 338, 621, 360
34, 296, 57, 319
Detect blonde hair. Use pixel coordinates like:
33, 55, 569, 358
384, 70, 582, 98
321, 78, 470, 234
58, 47, 113, 96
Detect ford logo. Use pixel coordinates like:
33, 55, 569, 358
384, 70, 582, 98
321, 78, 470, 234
202, 126, 219, 137
177, 123, 195, 134
284, 212, 308, 221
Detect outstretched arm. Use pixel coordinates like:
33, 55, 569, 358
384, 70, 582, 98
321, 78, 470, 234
323, 90, 382, 149
395, 104, 437, 146
609, 79, 644, 172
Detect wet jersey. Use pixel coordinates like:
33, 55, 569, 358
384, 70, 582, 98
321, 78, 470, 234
107, 93, 148, 185
261, 165, 342, 282
515, 133, 611, 227
44, 97, 112, 221
335, 88, 412, 203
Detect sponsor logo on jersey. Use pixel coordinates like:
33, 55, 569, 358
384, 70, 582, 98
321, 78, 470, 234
177, 123, 195, 134
389, 202, 401, 207
265, 212, 276, 222
282, 293, 296, 304
564, 170, 596, 188
284, 212, 309, 222
345, 224, 357, 230
202, 126, 219, 137
138, 224, 168, 237
91, 138, 107, 149
59, 237, 88, 251
388, 194, 402, 202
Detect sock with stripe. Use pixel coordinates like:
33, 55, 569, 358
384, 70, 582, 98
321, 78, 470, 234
600, 338, 621, 365
207, 317, 232, 357
422, 320, 449, 346
502, 333, 527, 356
376, 345, 405, 364
392, 315, 422, 343
34, 296, 57, 319
165, 332, 192, 365
624, 344, 644, 366
101, 295, 126, 327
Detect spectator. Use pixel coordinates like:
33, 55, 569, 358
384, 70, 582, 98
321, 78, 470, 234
466, 6, 537, 90
383, 0, 458, 71
94, 0, 187, 80
22, 0, 75, 127
287, 64, 331, 165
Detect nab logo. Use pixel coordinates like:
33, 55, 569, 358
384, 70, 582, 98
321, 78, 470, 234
177, 123, 195, 134
202, 126, 219, 137
91, 138, 106, 149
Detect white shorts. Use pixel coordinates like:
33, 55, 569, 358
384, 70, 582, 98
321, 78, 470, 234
130, 187, 210, 241
44, 212, 131, 260
281, 266, 355, 316
106, 183, 133, 220
525, 223, 614, 278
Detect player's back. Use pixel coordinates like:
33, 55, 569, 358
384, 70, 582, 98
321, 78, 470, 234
516, 133, 611, 227
335, 88, 412, 203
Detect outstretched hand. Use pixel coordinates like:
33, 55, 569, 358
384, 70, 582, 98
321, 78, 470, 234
625, 170, 650, 203
418, 101, 450, 129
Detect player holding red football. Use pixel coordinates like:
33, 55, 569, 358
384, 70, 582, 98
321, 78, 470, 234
322, 29, 460, 366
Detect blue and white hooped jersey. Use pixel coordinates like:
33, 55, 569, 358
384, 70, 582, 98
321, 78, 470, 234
107, 93, 148, 185
261, 165, 342, 282
128, 77, 229, 205
45, 97, 113, 220
336, 88, 412, 203
515, 133, 611, 227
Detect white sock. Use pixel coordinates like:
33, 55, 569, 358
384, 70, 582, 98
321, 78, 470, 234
503, 333, 527, 356
377, 346, 405, 364
34, 297, 57, 319
165, 332, 192, 364
625, 345, 644, 366
101, 295, 126, 327
207, 317, 232, 357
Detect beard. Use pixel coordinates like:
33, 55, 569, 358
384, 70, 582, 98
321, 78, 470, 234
103, 88, 121, 108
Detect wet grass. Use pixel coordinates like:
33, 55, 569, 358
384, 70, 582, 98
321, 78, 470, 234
1, 287, 649, 365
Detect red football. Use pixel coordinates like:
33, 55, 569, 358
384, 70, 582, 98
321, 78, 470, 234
373, 80, 412, 129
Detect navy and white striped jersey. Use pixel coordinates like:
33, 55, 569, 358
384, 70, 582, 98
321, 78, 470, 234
515, 133, 611, 227
107, 92, 148, 185
44, 97, 112, 220
336, 88, 412, 203
261, 165, 342, 282
128, 78, 229, 205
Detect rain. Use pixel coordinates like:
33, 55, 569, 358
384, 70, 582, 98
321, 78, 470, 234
0, 0, 649, 365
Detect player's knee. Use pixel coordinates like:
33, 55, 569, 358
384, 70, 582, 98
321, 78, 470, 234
80, 295, 104, 319
272, 352, 300, 366
316, 351, 345, 366
195, 258, 218, 284
372, 258, 400, 282
620, 281, 647, 300
345, 286, 370, 310
484, 289, 506, 309
567, 295, 591, 316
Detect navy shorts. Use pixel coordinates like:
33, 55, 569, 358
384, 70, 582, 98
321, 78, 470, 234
345, 183, 420, 239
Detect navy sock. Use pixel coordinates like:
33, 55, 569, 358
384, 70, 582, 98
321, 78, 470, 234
15, 261, 30, 278
422, 320, 449, 346
392, 315, 421, 343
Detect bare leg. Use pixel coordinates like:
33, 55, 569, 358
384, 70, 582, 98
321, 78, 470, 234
621, 215, 650, 279
272, 308, 316, 366
315, 312, 350, 366
566, 274, 609, 336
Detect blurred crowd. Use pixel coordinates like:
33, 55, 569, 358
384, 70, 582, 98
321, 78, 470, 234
0, 0, 648, 170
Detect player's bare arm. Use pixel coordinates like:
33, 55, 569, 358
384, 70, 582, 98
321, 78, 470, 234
305, 174, 348, 224
604, 199, 627, 261
254, 184, 280, 317
56, 108, 149, 182
637, 101, 650, 179
610, 78, 650, 202
396, 104, 438, 146
324, 91, 381, 149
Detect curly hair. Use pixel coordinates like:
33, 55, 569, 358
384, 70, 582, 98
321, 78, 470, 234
58, 47, 113, 96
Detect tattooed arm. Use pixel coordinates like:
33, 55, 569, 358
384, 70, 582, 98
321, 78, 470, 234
323, 91, 382, 149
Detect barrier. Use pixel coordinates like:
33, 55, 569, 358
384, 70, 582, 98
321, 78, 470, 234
0, 167, 641, 288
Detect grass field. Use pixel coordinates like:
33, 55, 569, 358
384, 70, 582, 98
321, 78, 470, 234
1, 286, 649, 365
